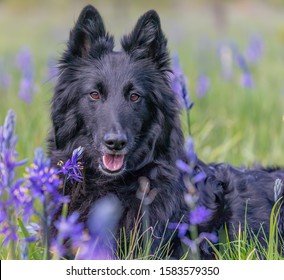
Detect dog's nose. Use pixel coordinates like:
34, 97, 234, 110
103, 133, 127, 151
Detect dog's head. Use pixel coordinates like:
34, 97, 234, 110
51, 5, 183, 177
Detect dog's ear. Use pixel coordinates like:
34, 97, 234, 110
67, 5, 113, 58
121, 10, 170, 71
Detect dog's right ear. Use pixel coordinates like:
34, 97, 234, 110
66, 5, 113, 59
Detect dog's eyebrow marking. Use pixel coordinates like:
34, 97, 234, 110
123, 82, 134, 94
97, 82, 104, 92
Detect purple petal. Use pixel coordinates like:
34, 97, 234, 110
190, 206, 212, 225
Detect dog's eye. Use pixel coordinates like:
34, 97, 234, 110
90, 91, 100, 101
130, 93, 141, 103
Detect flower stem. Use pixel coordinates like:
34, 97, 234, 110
8, 234, 16, 260
186, 109, 191, 136
42, 199, 50, 260
189, 224, 200, 260
62, 176, 67, 196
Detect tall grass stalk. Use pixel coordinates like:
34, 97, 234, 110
209, 198, 284, 260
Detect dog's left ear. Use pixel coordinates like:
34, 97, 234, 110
121, 10, 169, 71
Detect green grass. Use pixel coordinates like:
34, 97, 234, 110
1, 0, 284, 260
1, 1, 284, 166
209, 199, 284, 260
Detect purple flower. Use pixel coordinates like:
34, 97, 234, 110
16, 47, 36, 103
0, 110, 27, 186
54, 212, 83, 242
18, 77, 35, 103
0, 203, 8, 223
168, 222, 188, 238
170, 55, 194, 110
191, 171, 207, 184
235, 52, 254, 89
176, 137, 205, 184
57, 146, 84, 184
199, 232, 218, 243
2, 109, 16, 149
240, 72, 254, 89
19, 222, 40, 244
236, 52, 249, 73
52, 212, 84, 257
25, 147, 68, 228
0, 110, 28, 248
196, 73, 210, 98
25, 222, 41, 235
77, 194, 122, 260
25, 148, 68, 259
26, 148, 63, 205
185, 137, 197, 165
176, 159, 193, 174
189, 206, 211, 225
1, 223, 18, 246
87, 194, 122, 237
245, 34, 264, 64
76, 238, 114, 260
52, 195, 122, 260
33, 146, 50, 168
12, 179, 33, 219
16, 47, 33, 72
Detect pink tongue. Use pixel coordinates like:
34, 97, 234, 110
102, 154, 124, 172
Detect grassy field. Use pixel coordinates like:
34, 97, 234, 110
1, 0, 284, 259
1, 0, 284, 165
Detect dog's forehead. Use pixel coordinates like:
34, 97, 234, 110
97, 52, 146, 81
101, 51, 131, 68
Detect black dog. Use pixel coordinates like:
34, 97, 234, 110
48, 5, 188, 257
48, 5, 284, 259
196, 161, 284, 257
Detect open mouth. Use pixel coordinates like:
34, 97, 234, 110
101, 153, 125, 174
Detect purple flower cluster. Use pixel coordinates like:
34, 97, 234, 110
245, 34, 264, 64
0, 110, 70, 257
173, 136, 217, 258
190, 206, 211, 225
1, 110, 120, 259
170, 55, 194, 111
80, 194, 122, 260
218, 36, 263, 89
170, 54, 194, 135
16, 47, 36, 103
169, 203, 217, 257
51, 212, 84, 257
57, 146, 84, 185
25, 148, 67, 208
176, 137, 206, 184
51, 194, 122, 260
0, 110, 28, 247
2, 48, 60, 101
235, 52, 254, 89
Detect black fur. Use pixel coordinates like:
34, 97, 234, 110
198, 162, 284, 257
48, 5, 284, 259
48, 5, 187, 257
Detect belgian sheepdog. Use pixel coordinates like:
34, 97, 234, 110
48, 5, 188, 257
48, 5, 284, 259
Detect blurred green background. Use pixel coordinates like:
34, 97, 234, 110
1, 0, 284, 166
